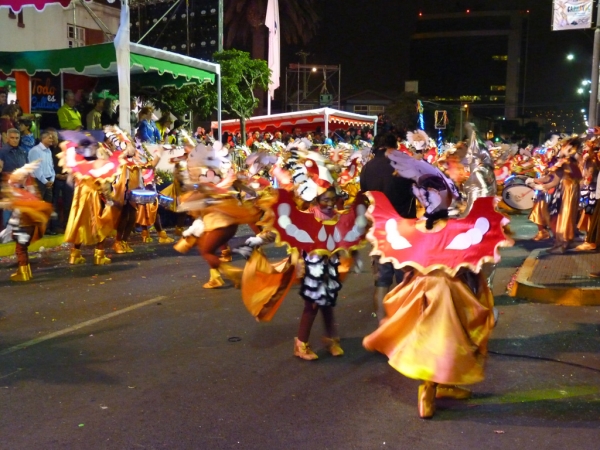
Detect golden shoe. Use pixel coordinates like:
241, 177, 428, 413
436, 384, 472, 399
141, 230, 153, 243
173, 236, 197, 254
575, 242, 596, 252
94, 249, 111, 265
112, 241, 127, 254
533, 230, 550, 241
322, 337, 344, 356
10, 264, 32, 282
219, 247, 232, 262
418, 381, 436, 419
203, 268, 225, 289
124, 241, 134, 253
294, 337, 318, 360
219, 263, 242, 288
69, 248, 86, 264
158, 230, 174, 244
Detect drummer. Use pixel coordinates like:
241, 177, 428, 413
111, 131, 164, 254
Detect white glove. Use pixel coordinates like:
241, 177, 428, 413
182, 218, 205, 237
245, 236, 265, 247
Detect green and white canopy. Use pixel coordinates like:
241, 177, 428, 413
0, 42, 217, 88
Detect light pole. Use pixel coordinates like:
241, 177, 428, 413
589, 1, 600, 127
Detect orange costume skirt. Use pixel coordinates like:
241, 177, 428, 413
551, 177, 580, 245
64, 180, 115, 245
363, 269, 495, 385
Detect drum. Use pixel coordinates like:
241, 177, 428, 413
158, 194, 174, 209
130, 189, 158, 204
502, 177, 535, 210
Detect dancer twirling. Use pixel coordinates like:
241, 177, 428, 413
239, 142, 368, 360
362, 150, 512, 419
58, 131, 121, 265
1, 161, 53, 281
174, 140, 261, 288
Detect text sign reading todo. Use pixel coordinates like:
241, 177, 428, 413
31, 73, 62, 112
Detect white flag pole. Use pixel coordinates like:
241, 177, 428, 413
266, 0, 279, 116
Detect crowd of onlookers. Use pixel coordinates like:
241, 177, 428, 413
0, 85, 380, 238
222, 126, 375, 151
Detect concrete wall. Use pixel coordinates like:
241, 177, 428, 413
0, 3, 120, 51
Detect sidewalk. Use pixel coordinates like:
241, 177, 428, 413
511, 246, 600, 306
0, 234, 65, 258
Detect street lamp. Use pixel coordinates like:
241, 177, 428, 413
578, 87, 585, 94
567, 53, 575, 61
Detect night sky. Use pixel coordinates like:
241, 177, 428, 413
276, 0, 597, 111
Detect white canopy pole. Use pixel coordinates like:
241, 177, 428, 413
115, 0, 131, 133
217, 72, 222, 140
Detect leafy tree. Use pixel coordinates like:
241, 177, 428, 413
224, 0, 320, 60
146, 82, 215, 121
142, 49, 269, 141
213, 49, 270, 142
385, 92, 419, 136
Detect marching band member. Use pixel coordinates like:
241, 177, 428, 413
108, 127, 164, 254
545, 138, 582, 254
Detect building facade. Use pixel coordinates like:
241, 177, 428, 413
410, 9, 527, 121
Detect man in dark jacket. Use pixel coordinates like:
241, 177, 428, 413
360, 132, 416, 321
0, 128, 27, 227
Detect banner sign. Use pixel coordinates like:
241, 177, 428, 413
30, 73, 61, 112
552, 0, 593, 31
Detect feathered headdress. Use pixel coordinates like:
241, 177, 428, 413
281, 140, 335, 202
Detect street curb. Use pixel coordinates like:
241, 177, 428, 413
511, 248, 600, 306
0, 234, 65, 258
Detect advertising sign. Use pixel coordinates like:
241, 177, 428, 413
553, 0, 593, 31
30, 73, 61, 112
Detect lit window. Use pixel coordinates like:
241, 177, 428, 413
354, 105, 368, 113
490, 85, 506, 91
492, 55, 508, 61
369, 105, 385, 115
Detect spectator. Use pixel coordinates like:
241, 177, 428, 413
129, 98, 139, 133
0, 128, 27, 226
360, 132, 417, 321
101, 98, 118, 126
0, 90, 7, 111
18, 118, 35, 153
0, 104, 20, 144
28, 130, 55, 205
246, 130, 260, 148
57, 91, 82, 131
137, 106, 161, 143
48, 128, 72, 233
156, 115, 173, 142
86, 97, 104, 130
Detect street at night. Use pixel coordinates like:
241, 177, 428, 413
1, 218, 599, 449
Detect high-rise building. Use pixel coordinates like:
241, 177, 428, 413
130, 0, 219, 61
410, 9, 528, 120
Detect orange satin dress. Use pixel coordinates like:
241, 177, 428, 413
363, 269, 495, 385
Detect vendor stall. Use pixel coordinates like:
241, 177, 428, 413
212, 107, 378, 138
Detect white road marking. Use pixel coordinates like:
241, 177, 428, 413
0, 296, 167, 356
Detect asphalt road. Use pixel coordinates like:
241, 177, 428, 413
1, 217, 600, 450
